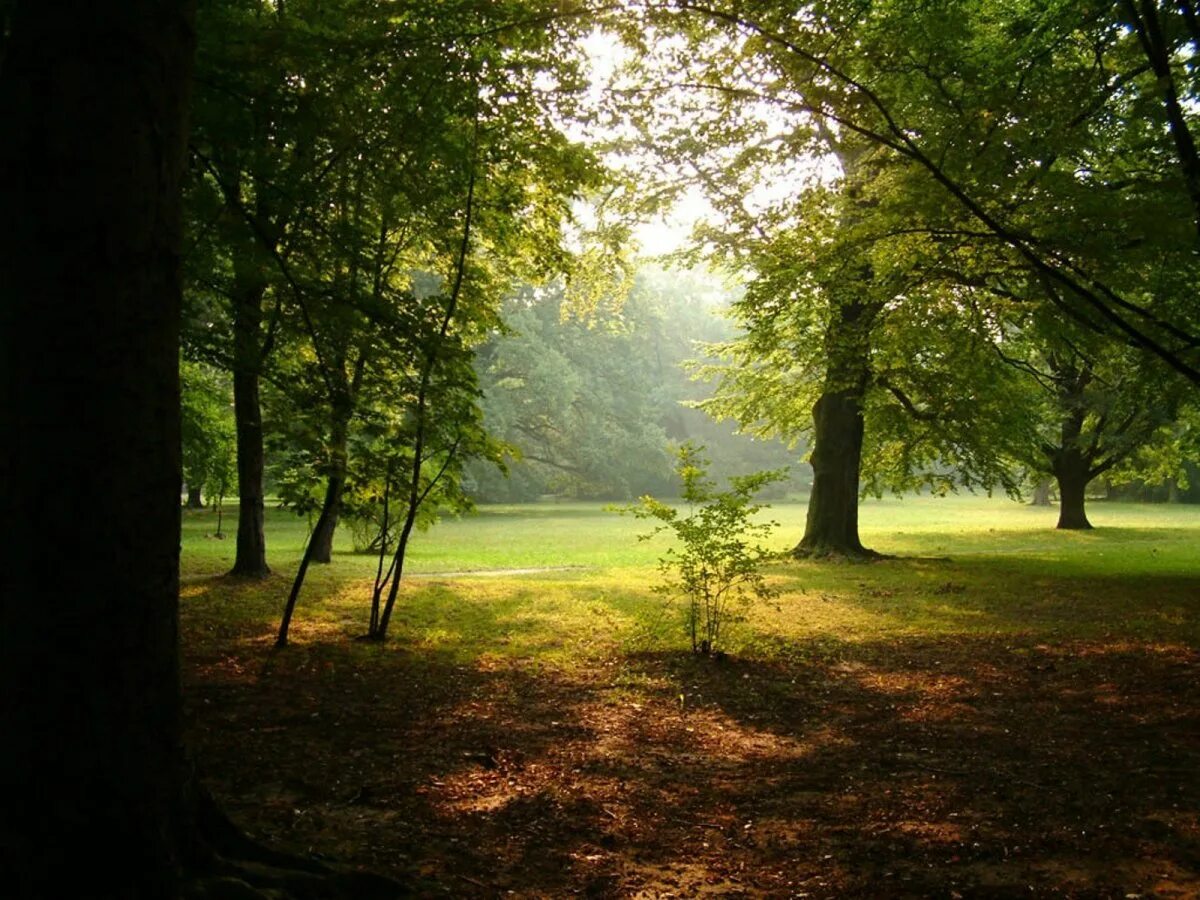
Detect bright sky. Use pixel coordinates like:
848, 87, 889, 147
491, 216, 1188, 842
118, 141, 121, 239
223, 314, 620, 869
571, 27, 837, 261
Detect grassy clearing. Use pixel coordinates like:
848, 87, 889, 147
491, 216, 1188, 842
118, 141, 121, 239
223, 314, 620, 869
182, 495, 1200, 897
181, 494, 1200, 662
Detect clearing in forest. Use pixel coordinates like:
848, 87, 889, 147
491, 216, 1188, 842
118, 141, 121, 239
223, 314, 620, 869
182, 496, 1200, 898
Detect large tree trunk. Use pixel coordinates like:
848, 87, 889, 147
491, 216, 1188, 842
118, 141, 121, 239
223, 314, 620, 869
0, 2, 196, 893
1054, 453, 1094, 530
187, 483, 205, 508
794, 388, 872, 557
230, 279, 271, 577
793, 293, 879, 559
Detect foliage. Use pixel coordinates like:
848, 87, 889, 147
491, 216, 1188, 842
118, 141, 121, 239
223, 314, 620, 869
471, 268, 806, 501
625, 444, 785, 655
185, 0, 605, 579
634, 0, 1200, 382
1001, 306, 1190, 484
693, 167, 1035, 501
599, 1, 1200, 522
180, 359, 237, 516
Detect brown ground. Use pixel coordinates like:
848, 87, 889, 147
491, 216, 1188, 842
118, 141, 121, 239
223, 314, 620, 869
185, 616, 1200, 897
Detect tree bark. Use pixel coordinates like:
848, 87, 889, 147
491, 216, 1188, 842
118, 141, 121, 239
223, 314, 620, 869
309, 412, 350, 564
229, 279, 271, 577
794, 388, 873, 557
1166, 476, 1181, 504
309, 478, 344, 563
1054, 453, 1094, 529
187, 483, 204, 508
793, 294, 879, 559
277, 472, 341, 646
0, 2, 196, 894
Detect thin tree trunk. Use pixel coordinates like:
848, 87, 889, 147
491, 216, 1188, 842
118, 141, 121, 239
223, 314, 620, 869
0, 2, 195, 892
186, 483, 204, 508
230, 280, 270, 577
309, 412, 350, 564
373, 141, 478, 641
308, 475, 344, 563
276, 476, 341, 646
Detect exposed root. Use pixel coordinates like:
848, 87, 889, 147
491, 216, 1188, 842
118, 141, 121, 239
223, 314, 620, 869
185, 783, 407, 899
791, 542, 888, 562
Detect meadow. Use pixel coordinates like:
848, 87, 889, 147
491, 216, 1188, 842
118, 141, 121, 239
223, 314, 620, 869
181, 496, 1200, 897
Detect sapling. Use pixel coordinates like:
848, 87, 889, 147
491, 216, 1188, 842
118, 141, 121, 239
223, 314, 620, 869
627, 444, 785, 656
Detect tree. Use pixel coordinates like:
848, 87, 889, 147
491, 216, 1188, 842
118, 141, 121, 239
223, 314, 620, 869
694, 160, 1026, 556
471, 268, 802, 502
181, 359, 237, 517
996, 309, 1189, 529
265, 1, 603, 643
0, 2, 197, 892
604, 0, 1199, 555
1, 6, 409, 895
187, 0, 357, 577
473, 281, 675, 499
190, 0, 605, 583
626, 444, 784, 656
648, 0, 1200, 384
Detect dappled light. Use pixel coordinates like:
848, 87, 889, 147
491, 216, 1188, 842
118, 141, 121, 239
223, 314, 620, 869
181, 499, 1200, 896
184, 613, 1199, 896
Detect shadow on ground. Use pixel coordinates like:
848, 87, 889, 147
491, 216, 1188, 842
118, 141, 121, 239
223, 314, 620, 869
182, 575, 1200, 898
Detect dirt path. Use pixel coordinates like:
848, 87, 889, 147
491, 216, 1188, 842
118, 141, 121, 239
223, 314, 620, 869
411, 565, 590, 578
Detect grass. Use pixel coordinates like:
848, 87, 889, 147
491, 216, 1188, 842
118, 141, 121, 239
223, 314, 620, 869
181, 493, 1200, 661
180, 494, 1200, 897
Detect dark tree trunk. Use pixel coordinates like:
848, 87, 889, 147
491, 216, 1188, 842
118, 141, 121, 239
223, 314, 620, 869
309, 413, 350, 564
793, 294, 879, 559
309, 485, 342, 563
1054, 453, 1094, 530
794, 388, 872, 557
187, 483, 204, 508
1030, 479, 1052, 507
0, 2, 196, 894
229, 281, 270, 577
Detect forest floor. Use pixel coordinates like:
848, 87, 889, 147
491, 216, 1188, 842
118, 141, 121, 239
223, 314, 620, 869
182, 499, 1200, 898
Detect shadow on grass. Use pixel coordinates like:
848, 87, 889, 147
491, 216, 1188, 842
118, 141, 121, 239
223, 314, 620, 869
182, 577, 1200, 898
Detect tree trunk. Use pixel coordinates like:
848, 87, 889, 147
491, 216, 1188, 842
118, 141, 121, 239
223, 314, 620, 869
276, 474, 341, 646
229, 281, 270, 577
0, 3, 196, 893
1030, 479, 1052, 506
187, 483, 204, 508
1054, 454, 1094, 529
793, 292, 879, 559
794, 388, 873, 557
309, 487, 343, 562
309, 413, 350, 564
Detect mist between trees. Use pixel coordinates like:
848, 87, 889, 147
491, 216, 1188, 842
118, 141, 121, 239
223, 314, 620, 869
183, 265, 811, 527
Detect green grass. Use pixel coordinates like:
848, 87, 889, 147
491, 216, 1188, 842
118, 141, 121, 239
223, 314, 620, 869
181, 494, 1200, 664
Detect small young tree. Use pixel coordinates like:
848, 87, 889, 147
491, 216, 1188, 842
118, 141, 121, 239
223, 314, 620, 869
628, 444, 785, 656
